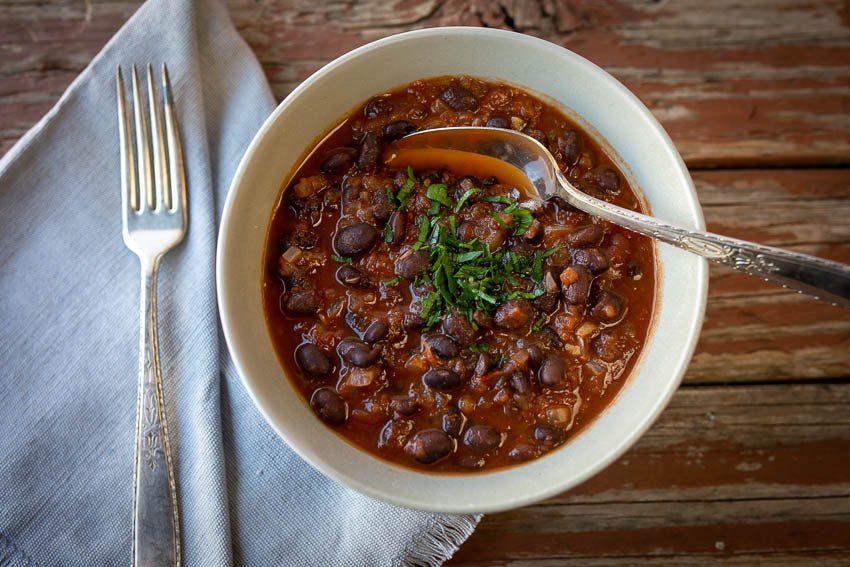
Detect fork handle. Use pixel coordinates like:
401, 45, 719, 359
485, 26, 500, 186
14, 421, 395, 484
556, 171, 850, 310
132, 259, 181, 567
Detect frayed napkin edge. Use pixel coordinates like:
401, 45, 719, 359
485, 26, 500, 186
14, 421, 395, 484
398, 513, 483, 567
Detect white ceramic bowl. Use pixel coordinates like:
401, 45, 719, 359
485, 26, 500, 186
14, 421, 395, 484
218, 27, 708, 513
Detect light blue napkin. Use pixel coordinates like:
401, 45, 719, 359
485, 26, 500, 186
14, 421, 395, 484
0, 0, 479, 564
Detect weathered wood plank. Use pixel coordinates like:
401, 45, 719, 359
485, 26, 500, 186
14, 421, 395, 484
449, 383, 850, 565
2, 1, 850, 166
685, 169, 850, 383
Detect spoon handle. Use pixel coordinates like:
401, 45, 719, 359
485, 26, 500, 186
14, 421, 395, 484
556, 172, 850, 310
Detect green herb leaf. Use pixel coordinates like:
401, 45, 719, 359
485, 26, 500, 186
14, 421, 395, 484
483, 195, 513, 205
457, 250, 483, 263
491, 212, 510, 229
426, 183, 452, 208
383, 275, 401, 286
331, 255, 352, 264
510, 207, 534, 235
384, 223, 393, 243
469, 343, 490, 353
396, 167, 416, 209
532, 313, 547, 333
454, 187, 481, 212
386, 187, 397, 209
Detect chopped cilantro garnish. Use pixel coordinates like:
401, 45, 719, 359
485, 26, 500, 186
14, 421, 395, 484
469, 343, 490, 353
454, 187, 481, 212
331, 255, 352, 264
483, 195, 513, 205
388, 169, 557, 330
383, 275, 401, 286
426, 183, 452, 208
395, 167, 416, 209
532, 313, 547, 333
384, 223, 393, 243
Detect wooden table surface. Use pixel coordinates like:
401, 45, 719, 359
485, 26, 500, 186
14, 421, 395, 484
3, 1, 849, 564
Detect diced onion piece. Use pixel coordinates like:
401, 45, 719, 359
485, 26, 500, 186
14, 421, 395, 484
545, 405, 572, 426
544, 271, 559, 293
345, 366, 380, 388
564, 343, 582, 357
576, 321, 598, 338
282, 245, 303, 264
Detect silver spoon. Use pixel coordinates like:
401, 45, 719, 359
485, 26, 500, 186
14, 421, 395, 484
386, 126, 850, 310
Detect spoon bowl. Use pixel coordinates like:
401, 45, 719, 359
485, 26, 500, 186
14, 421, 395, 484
387, 126, 850, 310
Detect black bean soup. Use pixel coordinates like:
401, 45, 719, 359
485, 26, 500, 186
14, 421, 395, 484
263, 76, 655, 472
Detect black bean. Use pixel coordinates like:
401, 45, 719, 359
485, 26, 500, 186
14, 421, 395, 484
398, 250, 430, 280
337, 338, 382, 368
509, 372, 530, 394
572, 247, 609, 273
334, 223, 379, 256
441, 84, 479, 111
403, 312, 425, 331
557, 130, 582, 165
508, 444, 536, 461
561, 265, 592, 305
474, 352, 492, 376
387, 210, 405, 246
363, 319, 389, 343
494, 299, 535, 330
582, 166, 620, 194
540, 326, 564, 349
371, 187, 393, 223
592, 332, 622, 363
310, 387, 348, 424
524, 128, 548, 147
424, 333, 460, 359
533, 425, 564, 446
569, 224, 604, 248
404, 429, 453, 464
526, 345, 543, 371
485, 115, 509, 129
390, 396, 419, 417
472, 309, 494, 329
320, 149, 355, 175
533, 292, 559, 314
341, 177, 361, 208
590, 290, 626, 323
463, 425, 502, 452
285, 290, 318, 315
363, 96, 391, 118
381, 120, 417, 141
442, 408, 465, 437
356, 132, 381, 172
441, 310, 477, 346
295, 343, 333, 377
538, 355, 567, 387
625, 260, 643, 279
423, 368, 461, 390
335, 264, 371, 288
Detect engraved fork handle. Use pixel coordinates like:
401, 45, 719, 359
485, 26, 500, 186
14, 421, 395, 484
556, 171, 850, 310
132, 257, 180, 567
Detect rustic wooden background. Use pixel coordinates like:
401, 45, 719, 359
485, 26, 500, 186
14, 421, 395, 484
2, 0, 849, 564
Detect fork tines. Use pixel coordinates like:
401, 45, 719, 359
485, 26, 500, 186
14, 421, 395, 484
116, 64, 186, 217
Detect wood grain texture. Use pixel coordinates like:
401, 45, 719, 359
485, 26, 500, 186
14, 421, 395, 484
1, 1, 849, 566
449, 383, 850, 566
688, 169, 850, 383
2, 1, 850, 165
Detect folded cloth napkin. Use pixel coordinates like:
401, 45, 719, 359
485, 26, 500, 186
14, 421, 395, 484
0, 0, 480, 564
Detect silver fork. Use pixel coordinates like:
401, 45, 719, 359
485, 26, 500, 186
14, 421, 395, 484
117, 64, 185, 567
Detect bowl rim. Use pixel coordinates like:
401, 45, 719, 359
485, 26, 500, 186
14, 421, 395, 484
217, 26, 708, 513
